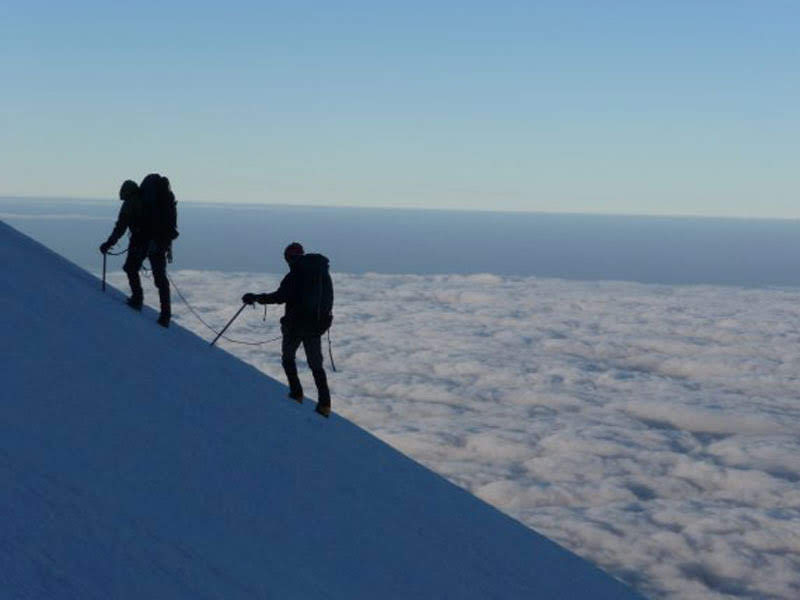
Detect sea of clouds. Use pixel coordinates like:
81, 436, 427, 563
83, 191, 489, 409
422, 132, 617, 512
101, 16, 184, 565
109, 270, 800, 599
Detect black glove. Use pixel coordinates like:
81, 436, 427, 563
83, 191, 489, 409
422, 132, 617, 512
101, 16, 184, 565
99, 241, 112, 254
242, 293, 257, 305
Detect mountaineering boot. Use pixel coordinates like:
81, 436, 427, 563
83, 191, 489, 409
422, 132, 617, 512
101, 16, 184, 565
282, 358, 303, 403
312, 370, 331, 418
157, 283, 171, 324
126, 268, 144, 306
311, 368, 331, 409
156, 279, 171, 328
126, 296, 143, 311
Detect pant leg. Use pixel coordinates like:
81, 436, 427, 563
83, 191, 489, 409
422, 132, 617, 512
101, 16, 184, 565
148, 245, 170, 317
281, 327, 304, 395
302, 335, 330, 407
122, 244, 147, 301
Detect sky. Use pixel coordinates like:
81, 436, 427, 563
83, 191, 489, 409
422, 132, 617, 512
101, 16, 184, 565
1, 1, 799, 217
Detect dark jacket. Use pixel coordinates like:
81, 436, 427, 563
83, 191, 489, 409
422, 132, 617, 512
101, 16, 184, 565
257, 254, 333, 335
105, 196, 145, 247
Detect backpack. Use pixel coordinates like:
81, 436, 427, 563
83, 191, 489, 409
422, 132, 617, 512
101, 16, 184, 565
140, 173, 179, 244
296, 253, 334, 334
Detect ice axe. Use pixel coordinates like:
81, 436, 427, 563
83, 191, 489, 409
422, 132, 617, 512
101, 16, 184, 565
102, 251, 107, 292
210, 303, 249, 346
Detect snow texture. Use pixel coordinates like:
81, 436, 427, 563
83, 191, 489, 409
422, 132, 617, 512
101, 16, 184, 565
127, 269, 800, 600
0, 219, 642, 599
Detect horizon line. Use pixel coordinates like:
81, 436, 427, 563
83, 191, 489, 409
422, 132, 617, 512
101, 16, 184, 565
1, 194, 798, 223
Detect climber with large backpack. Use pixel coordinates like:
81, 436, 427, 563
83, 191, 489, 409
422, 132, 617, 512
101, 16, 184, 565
242, 242, 334, 417
100, 173, 179, 328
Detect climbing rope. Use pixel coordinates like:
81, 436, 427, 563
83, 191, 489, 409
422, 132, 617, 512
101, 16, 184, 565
103, 246, 333, 360
169, 274, 336, 369
166, 273, 282, 346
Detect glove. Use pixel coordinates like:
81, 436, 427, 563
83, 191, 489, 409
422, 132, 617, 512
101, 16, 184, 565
242, 293, 257, 305
99, 241, 112, 254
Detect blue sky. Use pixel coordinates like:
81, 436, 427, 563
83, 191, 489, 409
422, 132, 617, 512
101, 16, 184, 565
1, 1, 798, 217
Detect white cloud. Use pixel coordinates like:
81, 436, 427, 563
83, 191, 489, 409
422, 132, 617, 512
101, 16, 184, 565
108, 270, 800, 599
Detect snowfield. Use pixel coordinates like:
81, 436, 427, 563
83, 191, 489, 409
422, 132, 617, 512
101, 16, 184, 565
0, 220, 642, 598
119, 269, 800, 600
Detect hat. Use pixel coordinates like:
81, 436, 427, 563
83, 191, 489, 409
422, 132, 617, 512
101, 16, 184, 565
119, 180, 139, 200
284, 242, 304, 261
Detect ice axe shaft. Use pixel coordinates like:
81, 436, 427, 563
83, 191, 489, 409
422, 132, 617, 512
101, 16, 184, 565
102, 252, 107, 292
210, 303, 248, 346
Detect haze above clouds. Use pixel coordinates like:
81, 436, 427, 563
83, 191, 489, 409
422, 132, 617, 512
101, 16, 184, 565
5, 199, 800, 287
108, 270, 800, 599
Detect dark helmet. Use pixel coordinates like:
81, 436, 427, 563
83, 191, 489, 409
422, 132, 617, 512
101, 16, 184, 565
119, 180, 139, 201
284, 242, 304, 263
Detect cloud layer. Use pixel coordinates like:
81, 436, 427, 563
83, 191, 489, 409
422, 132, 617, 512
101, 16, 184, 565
109, 270, 800, 599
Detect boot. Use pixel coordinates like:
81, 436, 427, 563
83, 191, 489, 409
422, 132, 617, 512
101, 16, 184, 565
126, 270, 143, 306
312, 368, 331, 409
282, 359, 303, 403
158, 285, 171, 323
157, 313, 170, 328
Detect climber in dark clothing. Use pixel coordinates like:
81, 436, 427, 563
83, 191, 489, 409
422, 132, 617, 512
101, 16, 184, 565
100, 175, 177, 328
243, 242, 334, 417
101, 180, 143, 249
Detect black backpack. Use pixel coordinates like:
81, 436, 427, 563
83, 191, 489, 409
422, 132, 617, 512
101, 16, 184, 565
140, 173, 179, 244
296, 253, 334, 334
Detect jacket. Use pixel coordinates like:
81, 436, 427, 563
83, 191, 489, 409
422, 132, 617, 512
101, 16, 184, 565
257, 254, 333, 335
105, 196, 144, 247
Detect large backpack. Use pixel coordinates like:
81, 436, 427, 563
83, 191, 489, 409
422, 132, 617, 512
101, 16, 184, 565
140, 173, 179, 244
295, 253, 334, 334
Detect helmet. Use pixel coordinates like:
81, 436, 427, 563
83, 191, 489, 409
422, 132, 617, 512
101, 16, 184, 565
284, 242, 304, 262
119, 180, 139, 201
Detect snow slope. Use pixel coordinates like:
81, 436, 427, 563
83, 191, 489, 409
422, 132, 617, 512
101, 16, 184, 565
0, 220, 642, 599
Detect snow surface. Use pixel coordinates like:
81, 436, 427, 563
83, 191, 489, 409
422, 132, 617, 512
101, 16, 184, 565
116, 269, 800, 600
0, 219, 642, 599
